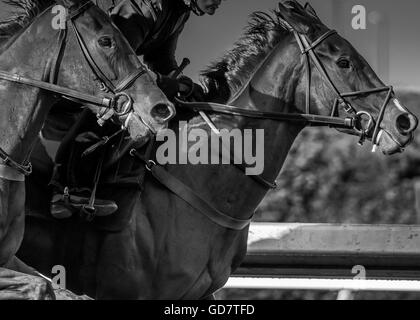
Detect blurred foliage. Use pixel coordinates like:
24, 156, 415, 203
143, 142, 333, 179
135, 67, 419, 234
219, 91, 420, 300
256, 127, 418, 224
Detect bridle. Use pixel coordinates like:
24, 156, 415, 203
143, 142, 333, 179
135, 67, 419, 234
0, 0, 153, 181
292, 29, 393, 149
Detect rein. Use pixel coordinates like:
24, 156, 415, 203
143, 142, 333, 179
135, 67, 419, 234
0, 1, 147, 181
175, 99, 356, 129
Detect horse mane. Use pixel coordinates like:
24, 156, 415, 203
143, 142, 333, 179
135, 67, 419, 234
0, 0, 54, 45
200, 10, 289, 103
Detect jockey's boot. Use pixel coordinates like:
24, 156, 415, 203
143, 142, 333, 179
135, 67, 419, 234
50, 187, 73, 219
50, 187, 119, 220
49, 164, 74, 219
49, 163, 118, 220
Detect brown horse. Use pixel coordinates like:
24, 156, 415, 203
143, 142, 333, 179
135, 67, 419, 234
0, 0, 173, 298
20, 0, 418, 299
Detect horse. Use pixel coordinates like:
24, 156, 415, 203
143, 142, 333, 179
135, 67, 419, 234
19, 0, 418, 299
0, 0, 174, 299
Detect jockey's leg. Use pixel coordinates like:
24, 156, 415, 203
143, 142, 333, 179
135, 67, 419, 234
43, 107, 90, 219
29, 133, 74, 219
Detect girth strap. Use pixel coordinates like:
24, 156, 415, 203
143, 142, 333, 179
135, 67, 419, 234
130, 150, 252, 231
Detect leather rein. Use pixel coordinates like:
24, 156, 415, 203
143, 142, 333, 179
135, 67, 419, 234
131, 28, 395, 231
0, 0, 147, 181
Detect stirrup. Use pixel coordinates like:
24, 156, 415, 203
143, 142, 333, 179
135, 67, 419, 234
50, 187, 73, 219
50, 188, 118, 220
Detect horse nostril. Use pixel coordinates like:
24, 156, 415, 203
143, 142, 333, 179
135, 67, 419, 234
396, 113, 417, 135
151, 103, 176, 122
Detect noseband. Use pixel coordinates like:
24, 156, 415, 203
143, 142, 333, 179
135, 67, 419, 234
0, 0, 150, 181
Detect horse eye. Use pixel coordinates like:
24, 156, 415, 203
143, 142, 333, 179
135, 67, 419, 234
337, 58, 351, 69
98, 36, 114, 48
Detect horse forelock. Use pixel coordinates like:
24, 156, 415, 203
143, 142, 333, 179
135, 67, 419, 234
200, 10, 289, 103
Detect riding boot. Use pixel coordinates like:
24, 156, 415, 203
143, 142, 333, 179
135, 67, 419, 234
49, 163, 119, 220
49, 164, 73, 219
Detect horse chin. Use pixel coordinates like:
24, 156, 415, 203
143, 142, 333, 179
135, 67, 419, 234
126, 115, 153, 148
377, 129, 408, 155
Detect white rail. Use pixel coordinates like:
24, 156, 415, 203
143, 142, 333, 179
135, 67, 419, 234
225, 277, 420, 292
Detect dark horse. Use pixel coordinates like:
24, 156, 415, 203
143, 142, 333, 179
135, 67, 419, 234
0, 0, 173, 299
20, 1, 418, 299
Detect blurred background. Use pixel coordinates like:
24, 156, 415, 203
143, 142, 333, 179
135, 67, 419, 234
1, 0, 420, 300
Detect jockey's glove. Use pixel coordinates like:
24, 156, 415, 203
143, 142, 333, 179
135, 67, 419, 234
156, 73, 180, 100
177, 75, 205, 102
157, 73, 205, 102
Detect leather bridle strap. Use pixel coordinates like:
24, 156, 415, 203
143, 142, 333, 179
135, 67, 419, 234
175, 99, 356, 129
294, 30, 338, 115
0, 147, 32, 177
69, 25, 117, 94
115, 68, 148, 92
130, 150, 252, 230
294, 30, 356, 115
295, 29, 395, 147
371, 87, 394, 147
0, 71, 113, 108
68, 0, 93, 20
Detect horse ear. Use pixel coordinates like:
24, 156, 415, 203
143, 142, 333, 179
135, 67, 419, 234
277, 1, 310, 34
304, 2, 319, 20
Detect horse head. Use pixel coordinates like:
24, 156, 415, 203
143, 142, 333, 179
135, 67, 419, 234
53, 0, 176, 144
273, 0, 417, 154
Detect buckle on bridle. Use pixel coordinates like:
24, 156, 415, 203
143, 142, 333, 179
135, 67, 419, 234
341, 100, 355, 114
112, 92, 133, 116
355, 111, 375, 145
145, 160, 157, 172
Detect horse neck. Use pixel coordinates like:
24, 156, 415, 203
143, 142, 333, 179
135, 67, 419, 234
0, 12, 61, 163
170, 44, 304, 221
